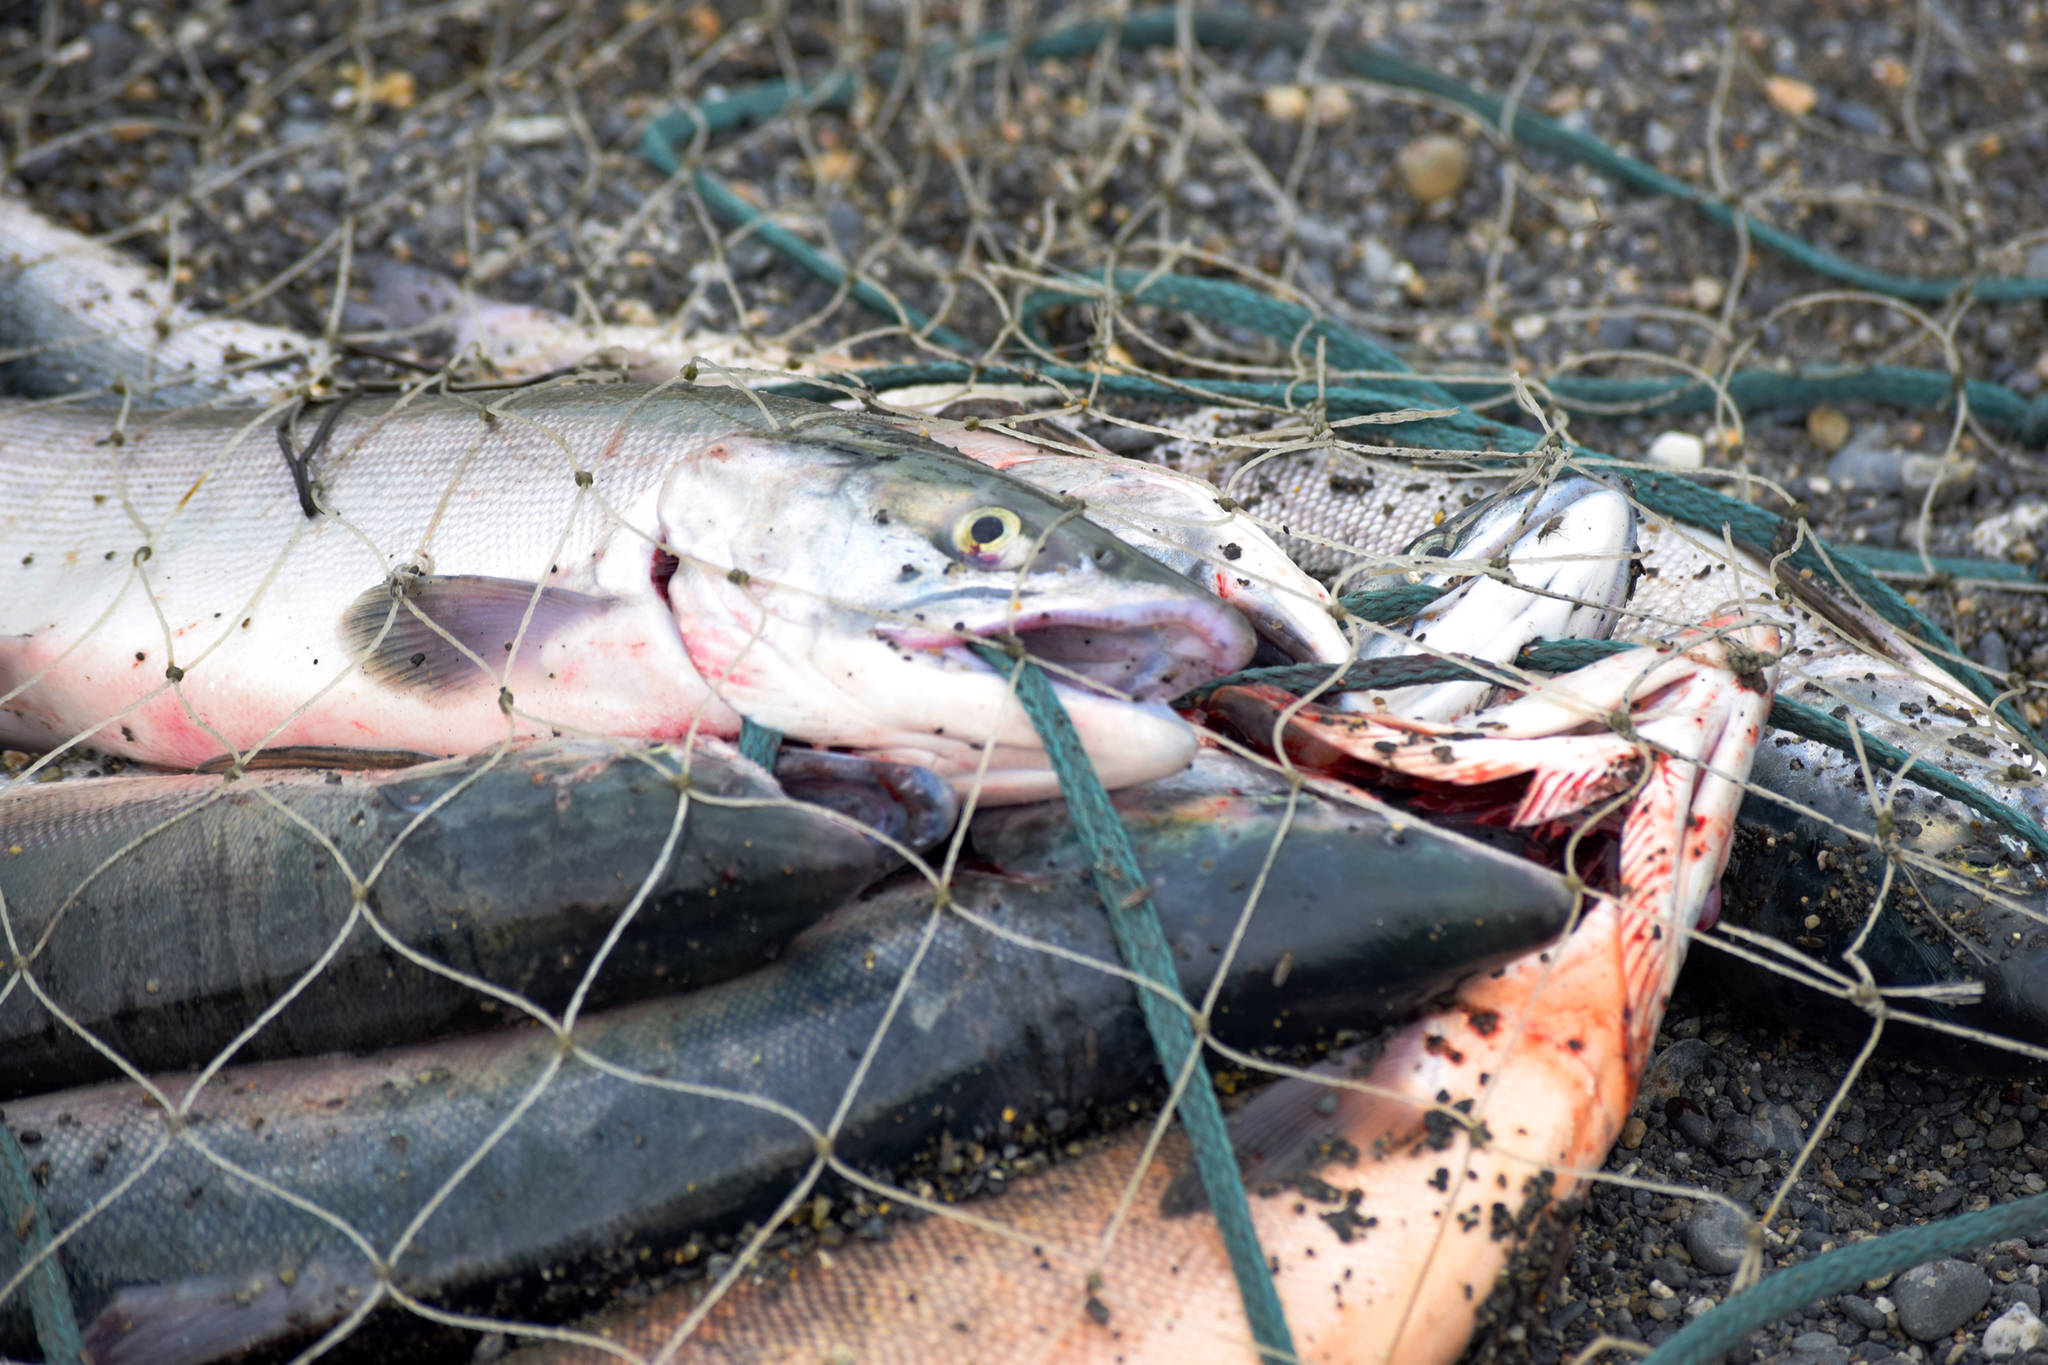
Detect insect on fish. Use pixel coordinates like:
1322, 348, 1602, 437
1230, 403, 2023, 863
495, 621, 1780, 1365
0, 384, 1255, 803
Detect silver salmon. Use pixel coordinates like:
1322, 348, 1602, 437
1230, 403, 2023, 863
0, 193, 316, 405
0, 738, 951, 1096
0, 751, 1579, 1365
0, 384, 1254, 803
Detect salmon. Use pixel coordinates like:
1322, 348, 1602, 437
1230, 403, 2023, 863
491, 621, 1780, 1365
0, 751, 1579, 1365
0, 192, 317, 405
0, 738, 952, 1096
0, 384, 1254, 803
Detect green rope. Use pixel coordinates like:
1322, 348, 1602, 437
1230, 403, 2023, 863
737, 716, 783, 770
1512, 371, 2048, 450
1644, 1188, 2048, 1365
1337, 582, 1452, 621
966, 641, 1295, 1365
0, 1121, 83, 1365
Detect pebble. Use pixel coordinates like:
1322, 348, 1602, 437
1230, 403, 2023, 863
1646, 430, 1706, 470
1745, 1101, 1806, 1157
1764, 74, 1819, 117
1989, 1119, 2028, 1151
1898, 453, 1979, 507
1397, 134, 1471, 205
1827, 437, 1905, 492
1984, 1303, 2048, 1357
1972, 629, 2011, 675
1621, 1115, 1648, 1149
1893, 1260, 1992, 1341
1806, 406, 1852, 453
1970, 501, 2048, 558
1841, 1295, 1891, 1331
1684, 1201, 1751, 1275
1645, 1038, 1717, 1101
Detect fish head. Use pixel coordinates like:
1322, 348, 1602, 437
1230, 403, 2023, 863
653, 435, 1257, 803
1344, 471, 1639, 721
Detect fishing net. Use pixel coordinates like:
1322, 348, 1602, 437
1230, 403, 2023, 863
3, 2, 2047, 1363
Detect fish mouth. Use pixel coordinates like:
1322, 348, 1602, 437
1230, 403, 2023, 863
886, 599, 1255, 703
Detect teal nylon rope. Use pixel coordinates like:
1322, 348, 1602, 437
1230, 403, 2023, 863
0, 1122, 84, 1365
736, 716, 783, 770
966, 641, 1295, 1365
1644, 1188, 2048, 1365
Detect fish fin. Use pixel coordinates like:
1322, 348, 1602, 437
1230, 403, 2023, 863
195, 745, 438, 773
83, 1262, 370, 1365
1512, 758, 1637, 826
342, 574, 614, 693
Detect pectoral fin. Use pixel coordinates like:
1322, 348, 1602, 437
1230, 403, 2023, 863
342, 574, 614, 693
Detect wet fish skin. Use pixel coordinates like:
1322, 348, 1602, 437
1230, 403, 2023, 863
0, 383, 1253, 802
501, 625, 1781, 1365
0, 194, 316, 405
351, 257, 846, 385
0, 218, 1337, 675
0, 751, 1578, 1365
1157, 419, 2048, 1050
0, 738, 944, 1097
1341, 471, 1638, 722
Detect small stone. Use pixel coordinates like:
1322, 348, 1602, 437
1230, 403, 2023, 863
1807, 406, 1852, 453
1894, 1260, 1992, 1341
1746, 1101, 1806, 1157
1842, 1295, 1890, 1331
1622, 1115, 1648, 1149
1984, 1303, 2048, 1357
1645, 1038, 1716, 1101
1685, 1202, 1751, 1275
1990, 1120, 2028, 1152
1262, 85, 1310, 122
1828, 439, 1905, 493
492, 115, 570, 145
1765, 74, 1819, 116
1647, 430, 1706, 470
1689, 276, 1725, 310
1899, 453, 1978, 507
1674, 1105, 1718, 1148
1398, 134, 1472, 206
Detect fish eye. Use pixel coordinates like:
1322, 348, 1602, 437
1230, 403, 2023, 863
951, 505, 1024, 563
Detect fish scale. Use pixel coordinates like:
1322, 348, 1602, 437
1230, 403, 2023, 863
0, 384, 1255, 802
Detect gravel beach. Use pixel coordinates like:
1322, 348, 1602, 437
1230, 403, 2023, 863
4, 2, 2047, 1363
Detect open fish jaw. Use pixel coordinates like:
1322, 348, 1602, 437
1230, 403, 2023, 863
920, 430, 1354, 666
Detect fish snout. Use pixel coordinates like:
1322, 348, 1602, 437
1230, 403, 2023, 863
992, 596, 1256, 703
